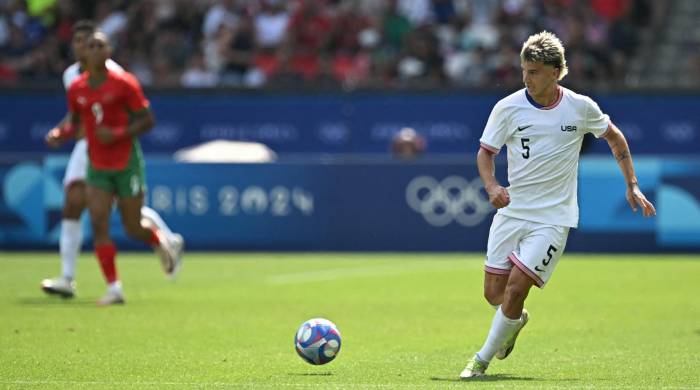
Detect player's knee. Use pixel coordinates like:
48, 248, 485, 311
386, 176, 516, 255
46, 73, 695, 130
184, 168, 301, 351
504, 282, 529, 306
89, 217, 109, 240
483, 289, 503, 307
62, 204, 82, 219
63, 183, 86, 218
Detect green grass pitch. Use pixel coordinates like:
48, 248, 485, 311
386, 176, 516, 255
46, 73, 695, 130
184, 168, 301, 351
1, 252, 699, 389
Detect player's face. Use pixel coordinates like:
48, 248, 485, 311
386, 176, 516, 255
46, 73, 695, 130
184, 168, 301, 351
71, 30, 91, 61
522, 61, 559, 96
86, 34, 112, 70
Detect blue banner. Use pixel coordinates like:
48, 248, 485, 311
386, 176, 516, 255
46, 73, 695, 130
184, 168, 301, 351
2, 92, 699, 155
1, 156, 699, 251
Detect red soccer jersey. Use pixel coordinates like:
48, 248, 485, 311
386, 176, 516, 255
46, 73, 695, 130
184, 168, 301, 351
67, 69, 150, 170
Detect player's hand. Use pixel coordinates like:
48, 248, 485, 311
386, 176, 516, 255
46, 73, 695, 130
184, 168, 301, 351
626, 183, 656, 217
45, 128, 64, 148
96, 126, 116, 144
486, 184, 510, 209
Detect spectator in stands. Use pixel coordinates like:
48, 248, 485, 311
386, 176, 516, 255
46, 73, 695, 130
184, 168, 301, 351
181, 51, 219, 88
254, 0, 289, 50
0, 0, 681, 90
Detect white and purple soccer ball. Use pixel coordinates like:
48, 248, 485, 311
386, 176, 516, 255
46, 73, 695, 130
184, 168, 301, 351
294, 318, 342, 365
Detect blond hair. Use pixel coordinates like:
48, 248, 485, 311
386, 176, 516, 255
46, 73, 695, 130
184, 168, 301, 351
520, 31, 568, 80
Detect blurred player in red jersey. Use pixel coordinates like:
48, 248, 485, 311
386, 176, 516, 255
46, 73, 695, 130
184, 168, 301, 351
41, 21, 183, 300
62, 31, 182, 305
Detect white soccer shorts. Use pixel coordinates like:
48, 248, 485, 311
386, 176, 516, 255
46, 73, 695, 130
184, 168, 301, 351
63, 138, 88, 188
484, 214, 569, 288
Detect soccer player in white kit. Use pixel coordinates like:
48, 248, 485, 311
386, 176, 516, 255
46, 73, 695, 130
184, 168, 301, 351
460, 31, 656, 379
41, 21, 184, 300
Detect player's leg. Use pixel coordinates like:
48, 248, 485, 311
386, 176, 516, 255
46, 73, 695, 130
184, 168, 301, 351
114, 166, 181, 277
462, 266, 533, 380
140, 206, 172, 236
461, 215, 524, 379
479, 267, 532, 358
494, 266, 533, 357
501, 265, 535, 318
482, 214, 522, 307
140, 206, 185, 268
484, 272, 509, 308
118, 195, 180, 276
61, 181, 86, 272
117, 193, 154, 243
42, 139, 89, 298
86, 181, 124, 305
495, 222, 570, 359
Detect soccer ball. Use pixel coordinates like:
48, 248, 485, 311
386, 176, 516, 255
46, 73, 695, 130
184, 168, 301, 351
294, 318, 342, 365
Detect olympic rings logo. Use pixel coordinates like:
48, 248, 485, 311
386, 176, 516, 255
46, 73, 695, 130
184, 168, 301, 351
406, 176, 493, 227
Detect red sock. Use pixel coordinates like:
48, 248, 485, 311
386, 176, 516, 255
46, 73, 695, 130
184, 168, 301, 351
149, 228, 161, 246
95, 243, 118, 284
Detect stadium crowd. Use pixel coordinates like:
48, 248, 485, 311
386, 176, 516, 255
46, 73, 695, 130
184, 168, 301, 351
0, 0, 660, 89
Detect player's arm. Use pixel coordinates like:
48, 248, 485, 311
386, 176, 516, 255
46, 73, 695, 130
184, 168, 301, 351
46, 109, 81, 148
477, 146, 510, 209
602, 122, 656, 217
95, 107, 155, 144
125, 107, 155, 138
96, 73, 155, 144
126, 107, 156, 137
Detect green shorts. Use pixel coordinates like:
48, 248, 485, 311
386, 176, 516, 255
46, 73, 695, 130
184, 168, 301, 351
87, 142, 147, 198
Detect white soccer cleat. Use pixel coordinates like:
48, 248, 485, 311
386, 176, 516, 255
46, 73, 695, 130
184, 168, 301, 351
167, 233, 184, 279
495, 309, 529, 360
96, 289, 125, 306
460, 354, 489, 379
153, 229, 176, 276
153, 231, 185, 278
41, 277, 76, 298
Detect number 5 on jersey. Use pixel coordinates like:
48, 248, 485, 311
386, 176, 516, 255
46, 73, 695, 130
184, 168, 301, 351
521, 138, 530, 159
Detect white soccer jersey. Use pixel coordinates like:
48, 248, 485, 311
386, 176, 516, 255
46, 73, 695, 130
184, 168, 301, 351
479, 86, 610, 228
62, 58, 123, 90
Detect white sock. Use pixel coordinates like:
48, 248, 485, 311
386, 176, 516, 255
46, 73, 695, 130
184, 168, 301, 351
476, 306, 522, 363
60, 219, 83, 280
140, 206, 173, 237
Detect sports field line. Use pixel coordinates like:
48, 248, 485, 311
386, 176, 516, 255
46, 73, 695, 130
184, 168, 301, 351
267, 261, 477, 285
1, 380, 697, 389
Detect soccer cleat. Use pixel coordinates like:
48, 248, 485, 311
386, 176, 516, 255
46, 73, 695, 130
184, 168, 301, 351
495, 309, 529, 360
460, 354, 489, 379
96, 289, 125, 306
167, 233, 185, 278
153, 231, 185, 278
153, 229, 176, 276
41, 277, 76, 298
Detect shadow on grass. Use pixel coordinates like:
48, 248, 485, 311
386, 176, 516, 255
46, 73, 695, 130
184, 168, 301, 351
430, 374, 538, 383
16, 297, 97, 306
288, 372, 333, 377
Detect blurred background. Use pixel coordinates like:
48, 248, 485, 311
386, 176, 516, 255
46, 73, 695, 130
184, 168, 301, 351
3, 0, 698, 89
1, 0, 699, 252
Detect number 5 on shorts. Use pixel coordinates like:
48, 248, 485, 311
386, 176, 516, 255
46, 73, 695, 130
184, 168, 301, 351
535, 245, 557, 272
